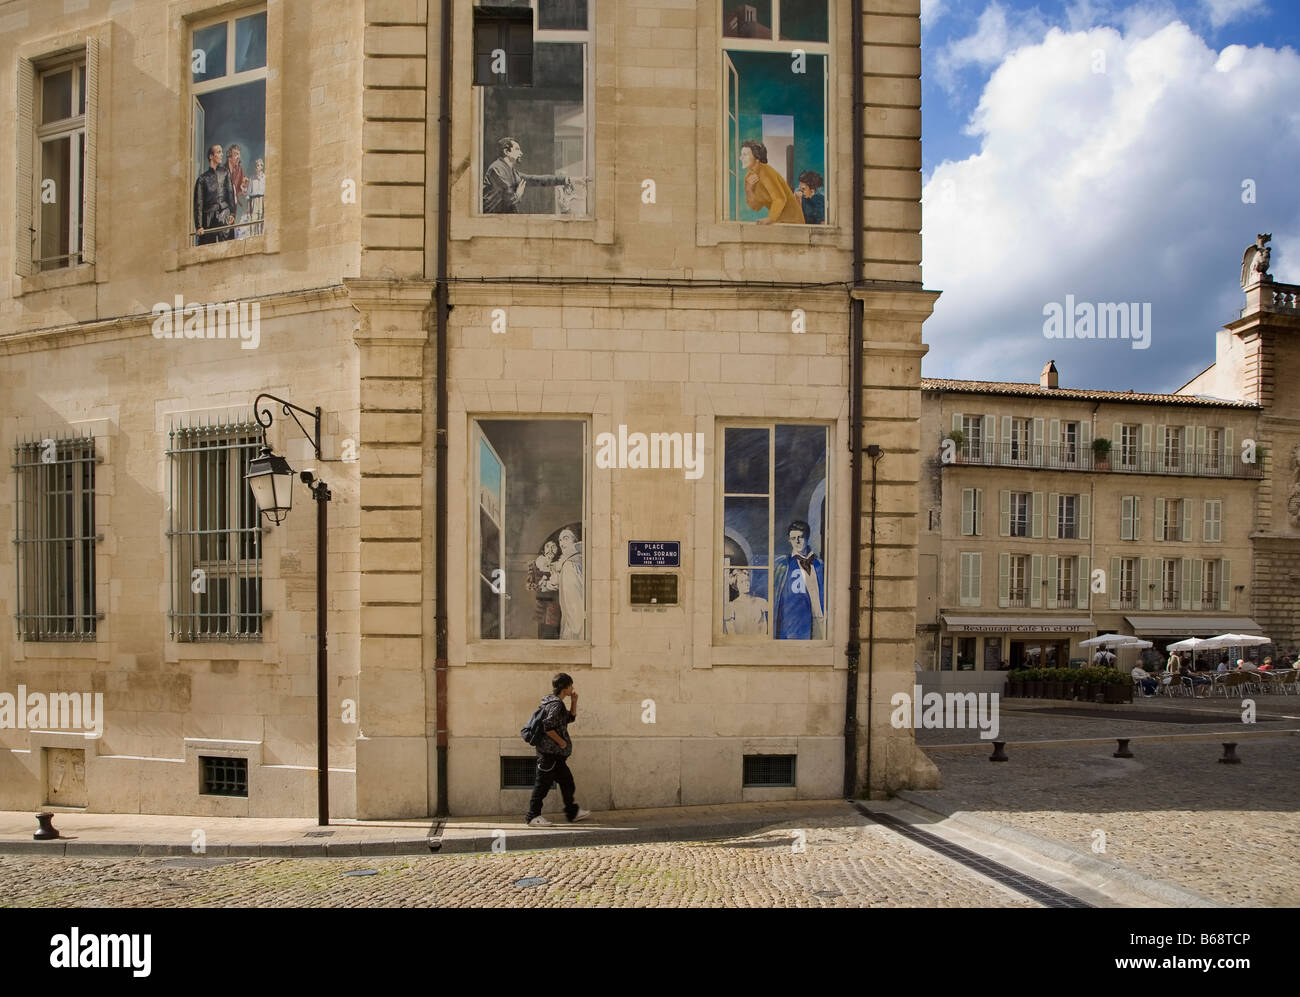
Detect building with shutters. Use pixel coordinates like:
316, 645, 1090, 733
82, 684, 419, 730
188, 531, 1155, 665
916, 267, 1300, 688
0, 0, 942, 819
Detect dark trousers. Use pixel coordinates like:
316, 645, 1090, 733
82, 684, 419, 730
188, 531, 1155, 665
526, 755, 578, 821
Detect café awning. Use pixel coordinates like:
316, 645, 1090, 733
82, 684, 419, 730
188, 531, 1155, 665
1124, 616, 1263, 637
943, 616, 1095, 633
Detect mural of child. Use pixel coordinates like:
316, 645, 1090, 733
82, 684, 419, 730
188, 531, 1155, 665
794, 170, 824, 224
245, 156, 266, 236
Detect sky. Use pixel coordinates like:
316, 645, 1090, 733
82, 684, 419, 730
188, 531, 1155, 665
917, 0, 1300, 392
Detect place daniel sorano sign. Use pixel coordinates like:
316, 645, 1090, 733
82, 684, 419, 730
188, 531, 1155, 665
951, 623, 1090, 633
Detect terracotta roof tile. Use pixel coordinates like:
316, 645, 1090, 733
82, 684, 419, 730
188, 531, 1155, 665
920, 378, 1258, 408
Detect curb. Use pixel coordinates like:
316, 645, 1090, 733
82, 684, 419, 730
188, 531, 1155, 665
0, 815, 827, 859
921, 728, 1300, 751
893, 791, 1223, 907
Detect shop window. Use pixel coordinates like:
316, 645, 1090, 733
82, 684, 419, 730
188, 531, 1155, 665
190, 7, 267, 245
474, 419, 587, 640
478, 0, 591, 216
720, 424, 828, 641
956, 636, 977, 671
721, 0, 829, 224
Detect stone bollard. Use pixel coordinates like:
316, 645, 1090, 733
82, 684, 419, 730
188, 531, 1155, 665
1219, 742, 1242, 765
1113, 738, 1134, 758
33, 812, 59, 840
989, 741, 1009, 762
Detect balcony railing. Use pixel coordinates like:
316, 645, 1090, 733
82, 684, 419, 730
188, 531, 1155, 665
1056, 587, 1076, 603
949, 442, 1262, 478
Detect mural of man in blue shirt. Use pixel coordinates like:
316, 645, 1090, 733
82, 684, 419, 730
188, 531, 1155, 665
772, 519, 825, 639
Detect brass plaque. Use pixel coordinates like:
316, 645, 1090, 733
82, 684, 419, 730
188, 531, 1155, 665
629, 573, 679, 606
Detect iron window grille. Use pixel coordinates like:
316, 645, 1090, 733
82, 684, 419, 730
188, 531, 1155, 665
12, 435, 101, 641
501, 756, 537, 789
743, 754, 796, 787
200, 755, 248, 796
166, 419, 265, 641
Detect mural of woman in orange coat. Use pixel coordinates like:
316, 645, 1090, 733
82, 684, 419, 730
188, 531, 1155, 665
740, 140, 804, 224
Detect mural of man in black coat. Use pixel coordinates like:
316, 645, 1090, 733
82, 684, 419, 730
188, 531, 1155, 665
193, 144, 236, 245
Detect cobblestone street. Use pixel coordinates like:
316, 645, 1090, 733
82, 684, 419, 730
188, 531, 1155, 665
0, 815, 1033, 908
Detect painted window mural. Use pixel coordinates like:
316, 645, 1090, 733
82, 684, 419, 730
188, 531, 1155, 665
721, 0, 829, 224
475, 419, 587, 640
721, 425, 828, 640
477, 0, 591, 217
191, 8, 267, 245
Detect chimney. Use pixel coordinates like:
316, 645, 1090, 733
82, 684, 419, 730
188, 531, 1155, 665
1040, 361, 1058, 389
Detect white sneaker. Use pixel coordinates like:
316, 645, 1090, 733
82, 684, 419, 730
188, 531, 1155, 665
527, 816, 553, 827
570, 809, 591, 823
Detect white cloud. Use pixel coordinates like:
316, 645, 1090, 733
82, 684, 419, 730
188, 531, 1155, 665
922, 0, 945, 27
1202, 0, 1267, 29
935, 3, 1052, 93
921, 22, 1300, 390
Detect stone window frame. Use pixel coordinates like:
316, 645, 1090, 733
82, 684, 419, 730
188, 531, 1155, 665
12, 27, 106, 297
167, 0, 282, 272
453, 0, 613, 246
696, 0, 850, 249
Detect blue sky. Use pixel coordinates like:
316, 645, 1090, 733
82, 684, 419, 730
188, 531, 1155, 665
917, 0, 1300, 392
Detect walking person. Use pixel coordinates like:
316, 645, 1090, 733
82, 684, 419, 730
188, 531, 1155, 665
525, 673, 591, 827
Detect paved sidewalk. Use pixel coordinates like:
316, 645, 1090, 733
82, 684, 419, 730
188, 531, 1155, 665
0, 799, 853, 859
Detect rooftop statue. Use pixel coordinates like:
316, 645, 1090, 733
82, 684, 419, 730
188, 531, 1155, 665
1240, 233, 1273, 288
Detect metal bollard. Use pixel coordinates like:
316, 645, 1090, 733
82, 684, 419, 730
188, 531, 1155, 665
1113, 738, 1134, 758
1219, 742, 1242, 765
989, 741, 1009, 762
33, 812, 59, 840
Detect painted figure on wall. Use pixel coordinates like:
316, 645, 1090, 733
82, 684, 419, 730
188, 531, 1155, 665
482, 136, 573, 214
227, 143, 249, 234
741, 140, 804, 224
773, 519, 824, 639
724, 567, 769, 635
547, 526, 585, 640
193, 143, 236, 244
527, 539, 562, 639
795, 170, 824, 224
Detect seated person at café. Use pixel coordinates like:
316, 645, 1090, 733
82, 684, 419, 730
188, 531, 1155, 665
1170, 656, 1211, 697
1131, 665, 1158, 697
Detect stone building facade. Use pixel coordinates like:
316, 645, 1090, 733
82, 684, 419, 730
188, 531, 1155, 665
1, 0, 939, 818
916, 267, 1300, 689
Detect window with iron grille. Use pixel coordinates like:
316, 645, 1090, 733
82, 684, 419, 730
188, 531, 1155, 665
200, 755, 248, 796
12, 436, 99, 640
743, 754, 796, 787
501, 756, 537, 789
167, 420, 264, 641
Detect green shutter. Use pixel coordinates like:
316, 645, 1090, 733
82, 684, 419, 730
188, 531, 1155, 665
1077, 555, 1090, 609
999, 553, 1010, 608
1046, 554, 1059, 609
1079, 493, 1090, 540
1030, 554, 1043, 608
82, 37, 99, 265
1109, 556, 1121, 609
1220, 559, 1231, 610
999, 490, 1010, 537
15, 58, 35, 277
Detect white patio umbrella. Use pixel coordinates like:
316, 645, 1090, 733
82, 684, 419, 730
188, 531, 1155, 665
1209, 633, 1271, 668
1168, 635, 1217, 670
1080, 633, 1143, 647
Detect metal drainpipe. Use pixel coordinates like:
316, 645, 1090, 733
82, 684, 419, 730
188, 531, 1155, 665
433, 0, 452, 817
844, 0, 866, 799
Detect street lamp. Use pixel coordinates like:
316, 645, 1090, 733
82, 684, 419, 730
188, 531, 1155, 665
246, 393, 333, 826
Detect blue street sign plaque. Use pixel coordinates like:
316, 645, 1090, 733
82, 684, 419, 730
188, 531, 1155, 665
628, 541, 680, 567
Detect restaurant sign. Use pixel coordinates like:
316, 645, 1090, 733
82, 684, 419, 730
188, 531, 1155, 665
950, 623, 1091, 634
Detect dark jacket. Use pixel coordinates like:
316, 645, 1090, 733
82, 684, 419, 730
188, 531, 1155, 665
481, 157, 567, 213
194, 166, 236, 233
536, 693, 574, 757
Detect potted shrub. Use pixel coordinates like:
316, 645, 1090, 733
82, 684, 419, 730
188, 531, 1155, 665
1103, 667, 1132, 703
1092, 436, 1112, 470
945, 428, 967, 464
1027, 668, 1044, 699
1045, 668, 1063, 700
1008, 670, 1026, 698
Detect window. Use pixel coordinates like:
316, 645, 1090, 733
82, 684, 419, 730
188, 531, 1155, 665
30, 59, 89, 272
956, 636, 977, 671
200, 756, 248, 797
1205, 427, 1222, 472
721, 424, 828, 640
13, 436, 98, 640
1009, 492, 1029, 537
1057, 494, 1077, 539
959, 552, 981, 606
1204, 499, 1222, 542
1203, 559, 1219, 607
1161, 559, 1178, 605
1164, 426, 1182, 470
1008, 418, 1029, 463
1118, 558, 1136, 608
167, 422, 264, 640
960, 488, 981, 536
478, 0, 591, 217
1159, 498, 1181, 541
1060, 421, 1079, 465
500, 756, 537, 789
1120, 424, 1140, 469
1008, 554, 1027, 607
721, 0, 830, 224
1120, 495, 1141, 541
961, 415, 983, 461
1056, 557, 1075, 605
475, 419, 587, 640
743, 754, 796, 787
190, 7, 268, 244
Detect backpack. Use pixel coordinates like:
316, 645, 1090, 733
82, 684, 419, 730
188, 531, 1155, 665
521, 704, 547, 747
